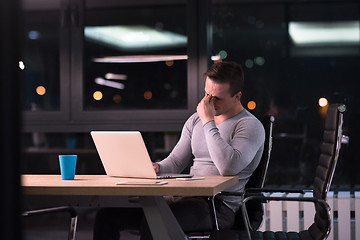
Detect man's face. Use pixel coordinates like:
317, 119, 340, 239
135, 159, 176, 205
204, 77, 241, 116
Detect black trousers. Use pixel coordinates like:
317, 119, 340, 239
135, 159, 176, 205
93, 196, 235, 240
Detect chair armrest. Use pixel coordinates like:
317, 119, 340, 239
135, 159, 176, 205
216, 188, 314, 203
243, 194, 324, 205
215, 191, 244, 197
245, 187, 313, 195
22, 206, 78, 218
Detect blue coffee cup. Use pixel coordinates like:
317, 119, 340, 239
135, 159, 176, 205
59, 155, 77, 180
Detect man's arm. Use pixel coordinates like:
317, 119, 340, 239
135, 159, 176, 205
203, 118, 265, 176
156, 115, 197, 174
197, 93, 265, 176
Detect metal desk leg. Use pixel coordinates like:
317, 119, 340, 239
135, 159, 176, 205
140, 196, 188, 240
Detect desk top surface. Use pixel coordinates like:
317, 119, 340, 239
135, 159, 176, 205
21, 174, 238, 196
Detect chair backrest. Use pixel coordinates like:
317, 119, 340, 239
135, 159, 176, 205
232, 115, 274, 230
312, 104, 345, 200
245, 115, 275, 189
309, 104, 345, 240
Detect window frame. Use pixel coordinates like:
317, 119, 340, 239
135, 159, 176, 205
22, 0, 211, 132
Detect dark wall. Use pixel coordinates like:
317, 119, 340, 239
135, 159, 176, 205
0, 0, 22, 239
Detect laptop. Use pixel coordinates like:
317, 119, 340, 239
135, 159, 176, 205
91, 131, 193, 179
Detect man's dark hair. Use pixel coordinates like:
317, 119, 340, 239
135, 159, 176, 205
205, 61, 244, 96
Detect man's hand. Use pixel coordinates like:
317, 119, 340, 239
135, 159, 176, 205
197, 94, 215, 125
153, 162, 159, 173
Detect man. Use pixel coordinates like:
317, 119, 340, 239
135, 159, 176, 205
93, 61, 265, 239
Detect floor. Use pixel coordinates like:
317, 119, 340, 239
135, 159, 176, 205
22, 207, 140, 240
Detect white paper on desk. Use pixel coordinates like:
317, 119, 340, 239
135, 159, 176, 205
115, 181, 168, 185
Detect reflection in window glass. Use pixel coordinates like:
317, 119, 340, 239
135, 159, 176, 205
84, 5, 187, 110
20, 10, 60, 111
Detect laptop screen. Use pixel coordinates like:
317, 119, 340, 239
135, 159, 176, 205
91, 131, 158, 178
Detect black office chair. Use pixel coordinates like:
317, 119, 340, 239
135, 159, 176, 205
209, 104, 346, 240
187, 115, 274, 239
22, 206, 78, 240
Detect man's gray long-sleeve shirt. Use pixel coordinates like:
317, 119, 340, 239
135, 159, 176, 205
158, 109, 265, 212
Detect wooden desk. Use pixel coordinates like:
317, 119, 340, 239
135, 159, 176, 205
22, 174, 238, 240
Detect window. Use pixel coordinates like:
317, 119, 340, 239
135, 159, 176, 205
212, 0, 360, 186
83, 4, 188, 110
21, 0, 201, 131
